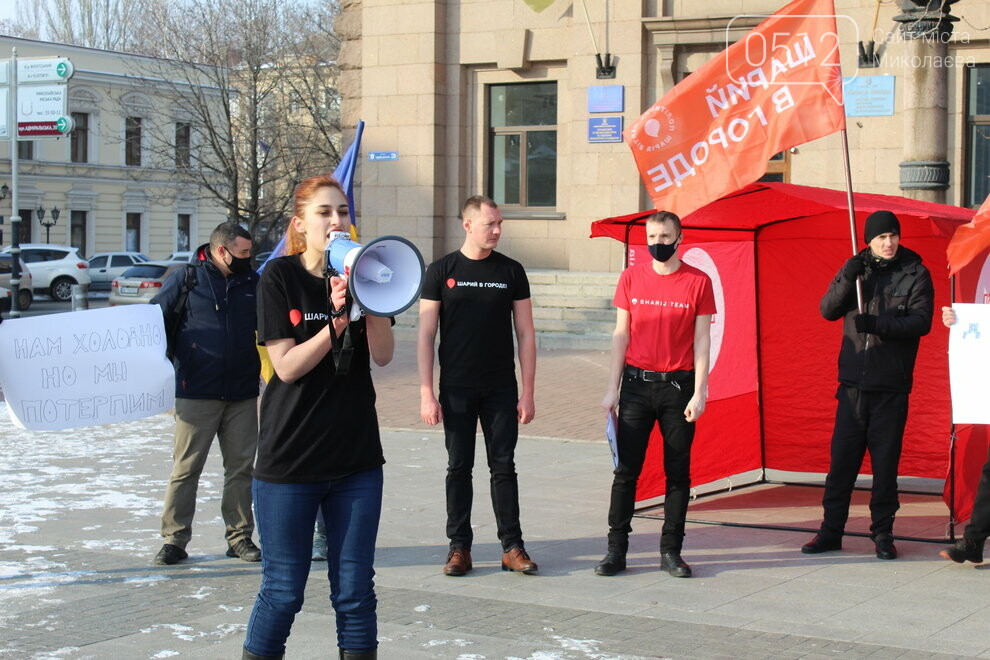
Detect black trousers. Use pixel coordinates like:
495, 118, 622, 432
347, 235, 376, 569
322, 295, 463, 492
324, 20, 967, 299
964, 444, 990, 543
440, 384, 522, 552
820, 386, 908, 539
607, 373, 696, 554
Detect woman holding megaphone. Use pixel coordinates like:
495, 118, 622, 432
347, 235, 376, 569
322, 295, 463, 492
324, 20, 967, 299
243, 175, 393, 660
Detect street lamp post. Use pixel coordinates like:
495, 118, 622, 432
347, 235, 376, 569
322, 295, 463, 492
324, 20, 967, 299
37, 205, 60, 244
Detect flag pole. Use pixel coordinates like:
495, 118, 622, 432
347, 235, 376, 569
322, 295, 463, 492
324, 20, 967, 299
840, 127, 865, 313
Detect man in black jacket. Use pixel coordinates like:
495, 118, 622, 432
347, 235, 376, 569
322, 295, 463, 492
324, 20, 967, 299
802, 210, 934, 561
151, 222, 262, 566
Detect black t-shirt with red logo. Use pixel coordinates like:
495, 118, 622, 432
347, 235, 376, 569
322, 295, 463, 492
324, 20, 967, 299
255, 254, 384, 483
421, 250, 530, 389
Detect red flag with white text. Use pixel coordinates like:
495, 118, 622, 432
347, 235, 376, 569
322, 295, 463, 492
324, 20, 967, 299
947, 194, 990, 276
625, 0, 845, 218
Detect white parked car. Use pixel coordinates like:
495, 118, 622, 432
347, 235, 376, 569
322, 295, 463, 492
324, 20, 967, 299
0, 244, 92, 302
0, 253, 34, 310
88, 251, 150, 291
165, 250, 195, 263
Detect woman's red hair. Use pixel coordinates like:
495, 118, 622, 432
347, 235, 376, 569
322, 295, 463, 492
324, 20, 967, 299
284, 175, 347, 255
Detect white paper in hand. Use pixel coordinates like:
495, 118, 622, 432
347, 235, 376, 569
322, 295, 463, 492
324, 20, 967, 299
605, 410, 619, 468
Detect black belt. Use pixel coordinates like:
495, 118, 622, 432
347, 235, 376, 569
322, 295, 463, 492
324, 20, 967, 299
624, 365, 693, 383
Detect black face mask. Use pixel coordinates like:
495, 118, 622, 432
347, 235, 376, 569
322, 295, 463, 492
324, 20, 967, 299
226, 252, 253, 275
648, 241, 678, 263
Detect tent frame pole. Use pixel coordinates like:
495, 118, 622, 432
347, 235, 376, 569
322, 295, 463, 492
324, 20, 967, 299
947, 274, 957, 541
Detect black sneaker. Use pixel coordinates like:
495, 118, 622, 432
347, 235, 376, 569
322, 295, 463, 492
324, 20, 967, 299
940, 537, 985, 564
154, 543, 188, 566
594, 550, 627, 576
226, 538, 262, 562
660, 551, 692, 578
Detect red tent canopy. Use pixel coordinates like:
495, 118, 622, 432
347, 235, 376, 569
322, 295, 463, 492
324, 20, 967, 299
591, 182, 987, 523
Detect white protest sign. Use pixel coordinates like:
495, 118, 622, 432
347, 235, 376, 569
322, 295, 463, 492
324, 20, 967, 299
0, 305, 175, 430
948, 303, 990, 425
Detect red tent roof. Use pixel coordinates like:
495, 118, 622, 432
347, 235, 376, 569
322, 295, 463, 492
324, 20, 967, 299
590, 182, 975, 245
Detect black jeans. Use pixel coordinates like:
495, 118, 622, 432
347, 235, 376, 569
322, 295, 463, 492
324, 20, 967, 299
440, 384, 522, 551
821, 386, 908, 539
964, 444, 990, 543
607, 372, 696, 554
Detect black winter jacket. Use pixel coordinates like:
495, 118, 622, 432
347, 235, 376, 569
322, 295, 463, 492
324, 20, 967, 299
820, 245, 933, 393
152, 244, 260, 401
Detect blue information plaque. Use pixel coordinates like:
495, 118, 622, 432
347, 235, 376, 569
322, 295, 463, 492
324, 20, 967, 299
588, 117, 623, 143
368, 151, 399, 161
843, 76, 895, 117
588, 85, 624, 113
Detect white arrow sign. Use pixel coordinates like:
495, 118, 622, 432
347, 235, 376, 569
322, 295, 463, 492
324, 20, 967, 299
17, 57, 75, 84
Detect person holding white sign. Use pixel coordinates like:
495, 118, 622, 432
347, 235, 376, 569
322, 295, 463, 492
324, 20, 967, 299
940, 305, 989, 565
152, 222, 262, 567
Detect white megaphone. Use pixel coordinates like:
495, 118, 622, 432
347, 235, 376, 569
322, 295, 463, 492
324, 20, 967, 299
325, 231, 425, 319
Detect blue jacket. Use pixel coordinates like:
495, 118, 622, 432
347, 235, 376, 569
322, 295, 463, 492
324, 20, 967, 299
152, 244, 260, 401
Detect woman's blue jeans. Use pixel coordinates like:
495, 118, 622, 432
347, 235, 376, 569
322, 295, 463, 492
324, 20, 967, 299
243, 467, 383, 656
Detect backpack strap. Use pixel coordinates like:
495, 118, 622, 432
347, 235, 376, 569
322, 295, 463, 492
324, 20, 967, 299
166, 265, 198, 362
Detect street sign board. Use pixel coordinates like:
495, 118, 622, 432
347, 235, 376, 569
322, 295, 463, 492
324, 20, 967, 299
17, 57, 75, 84
16, 85, 72, 138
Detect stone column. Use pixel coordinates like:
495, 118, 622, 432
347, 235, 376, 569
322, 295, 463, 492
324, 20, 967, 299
893, 0, 958, 203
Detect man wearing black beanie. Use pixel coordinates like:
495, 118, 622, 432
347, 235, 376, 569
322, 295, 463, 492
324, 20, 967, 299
802, 210, 934, 560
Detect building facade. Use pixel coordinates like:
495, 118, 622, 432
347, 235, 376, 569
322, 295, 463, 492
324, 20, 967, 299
0, 36, 227, 259
341, 0, 990, 272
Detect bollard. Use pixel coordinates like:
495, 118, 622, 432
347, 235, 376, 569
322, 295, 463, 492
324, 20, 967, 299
71, 283, 89, 311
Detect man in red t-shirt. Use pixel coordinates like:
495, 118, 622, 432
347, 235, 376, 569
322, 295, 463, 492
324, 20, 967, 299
597, 211, 716, 579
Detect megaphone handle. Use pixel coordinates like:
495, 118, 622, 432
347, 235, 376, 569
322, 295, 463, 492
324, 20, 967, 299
325, 275, 353, 377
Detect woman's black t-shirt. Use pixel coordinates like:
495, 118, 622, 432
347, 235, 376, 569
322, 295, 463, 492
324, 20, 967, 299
255, 254, 385, 483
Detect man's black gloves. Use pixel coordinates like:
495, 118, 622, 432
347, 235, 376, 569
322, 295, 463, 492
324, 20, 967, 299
854, 313, 878, 334
843, 257, 866, 281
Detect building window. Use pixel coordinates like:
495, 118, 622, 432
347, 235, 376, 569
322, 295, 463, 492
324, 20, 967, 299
488, 82, 557, 209
70, 112, 89, 163
126, 212, 142, 252
125, 116, 143, 166
175, 122, 191, 168
70, 210, 87, 256
18, 141, 33, 160
17, 209, 33, 243
758, 152, 790, 183
177, 213, 191, 251
967, 64, 990, 208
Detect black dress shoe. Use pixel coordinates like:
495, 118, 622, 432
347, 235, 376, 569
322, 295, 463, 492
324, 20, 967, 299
873, 535, 897, 560
660, 551, 692, 578
940, 537, 985, 564
594, 551, 627, 576
154, 543, 188, 566
801, 534, 842, 554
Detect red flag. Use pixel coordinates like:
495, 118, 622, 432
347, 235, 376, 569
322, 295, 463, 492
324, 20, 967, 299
625, 0, 845, 218
947, 195, 990, 276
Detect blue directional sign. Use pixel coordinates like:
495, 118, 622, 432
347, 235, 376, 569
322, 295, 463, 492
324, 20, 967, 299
368, 151, 399, 161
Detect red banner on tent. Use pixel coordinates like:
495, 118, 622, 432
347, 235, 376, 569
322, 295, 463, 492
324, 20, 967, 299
625, 0, 845, 218
947, 195, 990, 276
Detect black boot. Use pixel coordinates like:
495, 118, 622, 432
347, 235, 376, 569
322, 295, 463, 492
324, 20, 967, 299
940, 537, 985, 564
594, 550, 627, 576
242, 648, 283, 660
339, 649, 377, 659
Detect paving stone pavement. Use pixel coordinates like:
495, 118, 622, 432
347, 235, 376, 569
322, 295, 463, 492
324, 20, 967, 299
2, 342, 990, 659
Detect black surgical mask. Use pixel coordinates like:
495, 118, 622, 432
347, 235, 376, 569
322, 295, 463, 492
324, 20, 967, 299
226, 253, 253, 275
648, 241, 678, 263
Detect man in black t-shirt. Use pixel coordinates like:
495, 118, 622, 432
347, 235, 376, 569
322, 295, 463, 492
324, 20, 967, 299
418, 195, 538, 576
